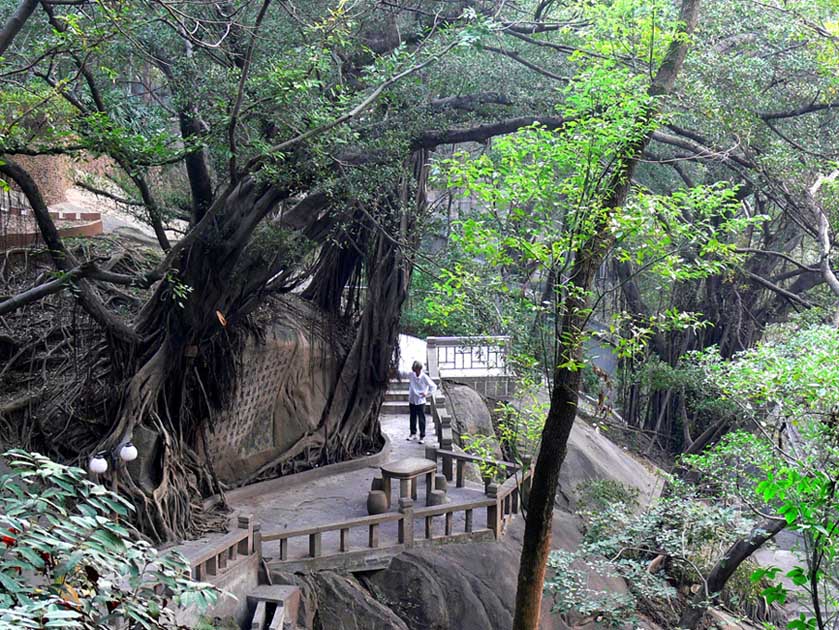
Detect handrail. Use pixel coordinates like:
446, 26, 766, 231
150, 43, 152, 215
262, 512, 403, 542
186, 528, 250, 567
413, 498, 495, 518
184, 514, 259, 582
434, 448, 519, 472
426, 335, 511, 345
260, 454, 533, 569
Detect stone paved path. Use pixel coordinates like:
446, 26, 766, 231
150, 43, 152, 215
223, 410, 485, 562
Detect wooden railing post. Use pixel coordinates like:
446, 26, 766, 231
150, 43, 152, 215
237, 514, 254, 555
442, 452, 453, 481
309, 532, 322, 558
340, 528, 350, 552
465, 508, 473, 533
368, 523, 379, 548
398, 497, 414, 546
279, 537, 288, 561
486, 483, 501, 538
253, 521, 262, 560
456, 459, 465, 488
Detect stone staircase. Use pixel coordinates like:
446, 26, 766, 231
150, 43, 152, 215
246, 584, 301, 630
380, 377, 443, 415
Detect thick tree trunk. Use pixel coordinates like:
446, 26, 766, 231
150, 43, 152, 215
678, 517, 787, 628
512, 4, 701, 627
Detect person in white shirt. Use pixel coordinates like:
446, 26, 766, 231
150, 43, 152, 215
405, 360, 436, 444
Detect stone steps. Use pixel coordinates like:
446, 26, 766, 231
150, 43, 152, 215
380, 400, 430, 415
247, 584, 300, 630
384, 390, 445, 403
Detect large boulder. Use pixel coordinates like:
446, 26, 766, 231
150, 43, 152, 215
558, 419, 664, 511
444, 383, 503, 458
207, 296, 350, 485
509, 386, 663, 511
310, 571, 409, 630
360, 511, 644, 630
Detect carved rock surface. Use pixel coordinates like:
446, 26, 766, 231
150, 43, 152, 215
208, 296, 348, 484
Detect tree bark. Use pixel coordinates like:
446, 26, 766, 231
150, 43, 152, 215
678, 517, 787, 628
0, 0, 38, 56
512, 3, 702, 628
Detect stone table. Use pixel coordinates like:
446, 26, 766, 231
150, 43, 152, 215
380, 457, 437, 508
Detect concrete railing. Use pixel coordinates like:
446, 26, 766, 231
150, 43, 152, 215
426, 446, 520, 489
426, 336, 511, 376
264, 511, 406, 562
426, 336, 516, 399
185, 514, 261, 582
261, 454, 533, 572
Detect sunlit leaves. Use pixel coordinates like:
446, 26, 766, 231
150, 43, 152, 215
690, 324, 839, 425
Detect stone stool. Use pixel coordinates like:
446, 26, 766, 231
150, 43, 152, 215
434, 473, 447, 493
427, 489, 449, 506
367, 490, 388, 515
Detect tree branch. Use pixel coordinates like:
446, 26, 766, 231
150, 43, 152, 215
413, 115, 568, 148
481, 44, 569, 83
0, 158, 140, 341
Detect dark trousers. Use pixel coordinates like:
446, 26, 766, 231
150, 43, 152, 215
409, 403, 426, 438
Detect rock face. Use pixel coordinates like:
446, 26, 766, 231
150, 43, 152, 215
207, 296, 349, 484
361, 513, 603, 630
507, 385, 664, 510
310, 572, 409, 630
444, 383, 503, 458
558, 418, 663, 511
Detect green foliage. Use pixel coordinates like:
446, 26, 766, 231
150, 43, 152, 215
683, 320, 839, 629
164, 271, 193, 309
0, 450, 219, 629
461, 434, 501, 481
494, 378, 549, 465
423, 1, 753, 382
546, 479, 761, 627
575, 479, 640, 516
685, 430, 839, 629
690, 323, 839, 427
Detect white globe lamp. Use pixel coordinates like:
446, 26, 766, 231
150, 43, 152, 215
88, 452, 109, 474
119, 442, 138, 463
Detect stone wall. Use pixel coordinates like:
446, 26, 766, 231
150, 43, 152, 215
8, 154, 113, 206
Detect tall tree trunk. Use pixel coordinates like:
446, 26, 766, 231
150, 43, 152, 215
512, 4, 701, 627
0, 0, 37, 56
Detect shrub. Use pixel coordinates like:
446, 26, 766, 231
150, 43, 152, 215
0, 450, 219, 629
